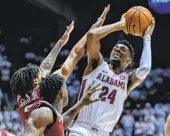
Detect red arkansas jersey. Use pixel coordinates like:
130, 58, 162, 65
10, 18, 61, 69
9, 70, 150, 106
16, 86, 43, 125
16, 86, 64, 136
28, 101, 64, 136
0, 130, 7, 136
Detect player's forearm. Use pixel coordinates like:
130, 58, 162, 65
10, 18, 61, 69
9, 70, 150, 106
71, 35, 86, 58
88, 21, 124, 40
62, 102, 85, 129
135, 35, 151, 80
52, 36, 86, 79
40, 42, 63, 77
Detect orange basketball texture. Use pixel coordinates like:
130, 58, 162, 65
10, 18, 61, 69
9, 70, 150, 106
124, 6, 153, 36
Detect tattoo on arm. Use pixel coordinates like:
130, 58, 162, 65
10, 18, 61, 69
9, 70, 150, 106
40, 42, 63, 76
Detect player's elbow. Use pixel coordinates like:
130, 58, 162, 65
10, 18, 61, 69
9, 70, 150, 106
72, 46, 84, 58
86, 32, 96, 50
142, 66, 151, 75
136, 66, 151, 80
87, 32, 96, 42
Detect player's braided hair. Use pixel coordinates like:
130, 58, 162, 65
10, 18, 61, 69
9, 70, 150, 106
10, 63, 40, 96
39, 74, 65, 104
116, 39, 135, 60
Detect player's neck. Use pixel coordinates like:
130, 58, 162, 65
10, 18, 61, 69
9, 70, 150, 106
109, 64, 124, 74
53, 100, 63, 114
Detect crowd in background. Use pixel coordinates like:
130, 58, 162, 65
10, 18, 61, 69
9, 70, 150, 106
0, 35, 170, 136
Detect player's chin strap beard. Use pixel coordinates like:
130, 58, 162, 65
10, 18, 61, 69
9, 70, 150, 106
110, 59, 121, 69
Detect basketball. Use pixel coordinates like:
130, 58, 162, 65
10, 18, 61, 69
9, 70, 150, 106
124, 6, 153, 36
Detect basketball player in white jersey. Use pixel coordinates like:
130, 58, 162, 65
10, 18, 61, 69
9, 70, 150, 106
68, 5, 155, 136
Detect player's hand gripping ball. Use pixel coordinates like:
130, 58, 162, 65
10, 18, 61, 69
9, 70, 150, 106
124, 6, 153, 36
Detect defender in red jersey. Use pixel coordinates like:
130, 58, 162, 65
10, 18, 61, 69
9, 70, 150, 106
10, 6, 108, 136
27, 101, 65, 136
14, 74, 101, 136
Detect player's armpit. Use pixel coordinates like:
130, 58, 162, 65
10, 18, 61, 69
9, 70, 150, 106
23, 107, 53, 136
127, 70, 144, 94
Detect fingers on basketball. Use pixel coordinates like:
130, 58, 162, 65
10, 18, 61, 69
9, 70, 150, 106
152, 17, 155, 24
151, 17, 155, 29
146, 18, 155, 33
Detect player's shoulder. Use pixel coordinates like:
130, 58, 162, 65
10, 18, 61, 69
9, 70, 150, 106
31, 100, 62, 121
95, 61, 108, 70
29, 105, 54, 127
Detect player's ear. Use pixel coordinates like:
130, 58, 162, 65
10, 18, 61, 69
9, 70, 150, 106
33, 78, 39, 85
126, 57, 132, 65
59, 90, 65, 98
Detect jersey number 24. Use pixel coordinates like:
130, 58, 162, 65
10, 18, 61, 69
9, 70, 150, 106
99, 86, 117, 104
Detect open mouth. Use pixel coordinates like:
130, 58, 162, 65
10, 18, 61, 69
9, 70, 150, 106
112, 52, 121, 59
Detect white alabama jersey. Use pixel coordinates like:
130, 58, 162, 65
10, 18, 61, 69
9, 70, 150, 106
75, 61, 129, 132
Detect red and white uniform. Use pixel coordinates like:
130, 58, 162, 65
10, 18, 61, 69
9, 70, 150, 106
69, 61, 129, 136
0, 130, 8, 136
17, 86, 64, 136
29, 101, 64, 136
17, 86, 42, 124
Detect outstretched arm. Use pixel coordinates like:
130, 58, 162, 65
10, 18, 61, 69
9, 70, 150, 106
40, 21, 74, 77
85, 6, 126, 75
53, 5, 110, 80
127, 18, 155, 93
62, 82, 101, 129
23, 107, 53, 136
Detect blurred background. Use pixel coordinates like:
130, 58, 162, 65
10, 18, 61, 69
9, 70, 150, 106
0, 0, 170, 135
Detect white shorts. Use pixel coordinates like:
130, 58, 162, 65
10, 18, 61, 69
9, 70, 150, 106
67, 122, 110, 136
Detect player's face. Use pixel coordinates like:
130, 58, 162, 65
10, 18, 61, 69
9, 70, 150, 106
110, 44, 132, 69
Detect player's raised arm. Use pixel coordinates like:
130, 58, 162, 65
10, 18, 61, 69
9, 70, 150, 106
62, 82, 101, 129
39, 21, 74, 77
85, 5, 127, 74
23, 107, 53, 136
52, 5, 110, 80
127, 18, 155, 93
